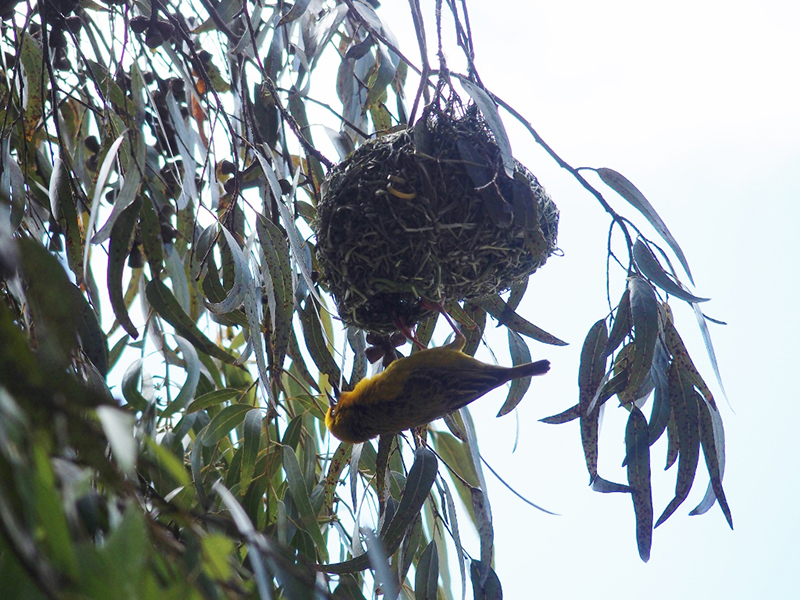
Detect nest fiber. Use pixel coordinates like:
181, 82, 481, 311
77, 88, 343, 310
315, 107, 559, 332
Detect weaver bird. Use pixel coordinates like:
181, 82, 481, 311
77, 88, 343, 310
325, 329, 550, 443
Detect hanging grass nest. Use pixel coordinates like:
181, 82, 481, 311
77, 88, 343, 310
314, 98, 559, 333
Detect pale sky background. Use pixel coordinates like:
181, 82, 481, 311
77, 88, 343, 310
365, 1, 800, 598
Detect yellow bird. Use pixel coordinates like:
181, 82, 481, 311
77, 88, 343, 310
325, 331, 550, 443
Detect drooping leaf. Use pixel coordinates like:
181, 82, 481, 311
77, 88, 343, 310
496, 330, 533, 416
162, 335, 201, 418
597, 167, 694, 284
107, 198, 141, 338
256, 214, 294, 379
362, 529, 398, 600
84, 132, 127, 282
186, 388, 242, 413
96, 406, 137, 475
92, 134, 144, 244
439, 477, 467, 600
298, 297, 342, 386
277, 0, 312, 26
415, 541, 439, 600
633, 238, 708, 303
579, 320, 608, 480
693, 401, 733, 528
624, 276, 659, 398
624, 405, 652, 562
692, 302, 729, 406
604, 288, 631, 357
470, 487, 494, 586
647, 339, 671, 444
655, 365, 700, 528
323, 443, 353, 513
460, 79, 514, 179
321, 447, 437, 573
19, 32, 44, 141
146, 279, 237, 364
282, 445, 329, 561
481, 295, 566, 346
469, 560, 502, 600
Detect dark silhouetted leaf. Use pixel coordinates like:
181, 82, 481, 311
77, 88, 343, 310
579, 320, 608, 479
469, 560, 502, 600
497, 330, 533, 416
655, 365, 700, 528
240, 409, 262, 494
625, 405, 652, 562
283, 445, 328, 561
460, 79, 514, 179
625, 276, 659, 397
591, 476, 630, 493
107, 197, 141, 338
694, 401, 733, 529
539, 403, 580, 424
633, 238, 708, 303
604, 289, 631, 357
298, 297, 342, 386
146, 279, 237, 364
481, 295, 567, 346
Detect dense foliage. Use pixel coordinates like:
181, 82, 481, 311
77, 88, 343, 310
0, 1, 730, 598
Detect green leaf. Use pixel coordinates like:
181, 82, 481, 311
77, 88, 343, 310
415, 541, 439, 600
579, 320, 608, 480
162, 335, 201, 418
655, 365, 700, 528
321, 447, 438, 574
324, 442, 353, 513
146, 279, 237, 364
298, 297, 342, 385
496, 330, 533, 417
32, 445, 79, 579
19, 32, 44, 141
107, 198, 141, 338
239, 410, 262, 494
481, 295, 567, 346
625, 405, 652, 562
282, 445, 328, 561
201, 404, 256, 447
186, 388, 242, 413
633, 238, 709, 303
139, 194, 163, 277
256, 214, 294, 380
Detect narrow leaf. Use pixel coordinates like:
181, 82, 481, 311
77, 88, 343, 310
539, 404, 580, 424
497, 330, 533, 416
107, 197, 141, 338
579, 320, 609, 479
604, 289, 631, 357
694, 401, 733, 528
481, 295, 567, 346
625, 276, 659, 397
283, 445, 329, 561
655, 365, 700, 528
239, 410, 261, 494
625, 405, 652, 562
460, 79, 515, 179
470, 487, 494, 586
469, 560, 503, 600
415, 541, 439, 600
146, 279, 237, 364
186, 388, 242, 413
633, 238, 708, 303
598, 167, 694, 284
201, 404, 255, 447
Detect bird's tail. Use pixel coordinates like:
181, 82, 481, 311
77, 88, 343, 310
507, 359, 551, 380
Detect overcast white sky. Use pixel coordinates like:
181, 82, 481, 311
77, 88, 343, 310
368, 1, 800, 598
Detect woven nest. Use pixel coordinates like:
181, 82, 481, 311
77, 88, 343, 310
314, 102, 559, 333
